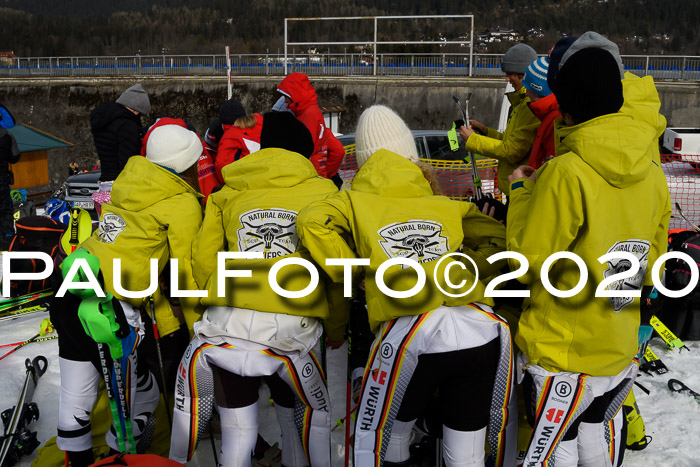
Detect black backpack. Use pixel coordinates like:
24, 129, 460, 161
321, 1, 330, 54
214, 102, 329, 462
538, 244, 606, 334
7, 216, 66, 297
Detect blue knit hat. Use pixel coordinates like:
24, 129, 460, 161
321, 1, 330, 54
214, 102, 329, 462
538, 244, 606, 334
522, 57, 552, 97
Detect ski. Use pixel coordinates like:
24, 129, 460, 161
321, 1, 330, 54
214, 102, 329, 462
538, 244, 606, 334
0, 305, 49, 323
640, 347, 668, 375
649, 315, 689, 351
0, 355, 48, 466
667, 379, 700, 404
0, 290, 53, 313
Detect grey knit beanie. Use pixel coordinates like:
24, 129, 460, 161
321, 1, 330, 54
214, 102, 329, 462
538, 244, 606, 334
561, 31, 625, 79
502, 43, 538, 74
116, 83, 151, 116
355, 105, 418, 168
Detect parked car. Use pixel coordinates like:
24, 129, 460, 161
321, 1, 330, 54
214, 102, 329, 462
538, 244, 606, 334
337, 129, 468, 161
337, 130, 498, 199
662, 128, 700, 168
63, 170, 100, 216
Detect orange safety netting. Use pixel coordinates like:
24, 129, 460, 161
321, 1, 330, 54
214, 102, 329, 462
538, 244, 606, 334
339, 146, 700, 231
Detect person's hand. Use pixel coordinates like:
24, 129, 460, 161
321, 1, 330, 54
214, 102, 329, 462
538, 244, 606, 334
474, 197, 507, 224
325, 337, 345, 350
458, 125, 475, 140
469, 120, 487, 134
509, 165, 536, 184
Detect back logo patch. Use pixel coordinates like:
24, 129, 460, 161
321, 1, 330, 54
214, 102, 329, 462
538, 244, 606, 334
97, 213, 126, 244
378, 220, 448, 264
603, 239, 650, 312
237, 208, 299, 259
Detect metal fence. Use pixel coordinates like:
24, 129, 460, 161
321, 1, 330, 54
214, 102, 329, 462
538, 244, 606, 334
1, 53, 700, 81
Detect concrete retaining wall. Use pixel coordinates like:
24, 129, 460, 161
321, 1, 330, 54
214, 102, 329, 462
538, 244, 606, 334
0, 76, 697, 190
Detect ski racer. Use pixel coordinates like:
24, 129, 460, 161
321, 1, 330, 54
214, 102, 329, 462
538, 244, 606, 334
276, 72, 345, 184
522, 57, 560, 170
506, 46, 671, 466
169, 111, 346, 466
56, 124, 204, 465
459, 43, 541, 197
298, 105, 517, 467
198, 98, 248, 198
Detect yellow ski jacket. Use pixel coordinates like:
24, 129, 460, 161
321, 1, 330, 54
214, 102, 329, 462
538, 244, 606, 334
507, 113, 671, 376
82, 156, 203, 337
465, 86, 540, 196
298, 149, 507, 332
191, 148, 347, 340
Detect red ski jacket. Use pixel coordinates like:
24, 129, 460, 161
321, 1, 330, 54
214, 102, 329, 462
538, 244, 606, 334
277, 73, 344, 178
215, 113, 263, 182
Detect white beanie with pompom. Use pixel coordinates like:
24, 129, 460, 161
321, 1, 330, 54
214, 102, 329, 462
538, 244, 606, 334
354, 105, 418, 168
146, 125, 202, 173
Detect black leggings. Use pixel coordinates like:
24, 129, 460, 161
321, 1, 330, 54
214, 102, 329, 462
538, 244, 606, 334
212, 364, 297, 409
396, 337, 500, 432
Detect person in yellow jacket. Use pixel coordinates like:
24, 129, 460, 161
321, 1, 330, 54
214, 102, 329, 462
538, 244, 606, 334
298, 105, 518, 467
459, 43, 541, 197
169, 112, 346, 467
545, 32, 669, 467
56, 124, 204, 465
506, 47, 671, 467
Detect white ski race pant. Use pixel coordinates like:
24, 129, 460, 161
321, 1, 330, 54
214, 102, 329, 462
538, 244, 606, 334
353, 304, 517, 467
55, 355, 160, 453
169, 336, 331, 466
520, 354, 638, 467
55, 302, 159, 454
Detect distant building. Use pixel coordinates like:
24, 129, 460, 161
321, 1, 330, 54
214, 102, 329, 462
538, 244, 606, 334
0, 52, 16, 67
7, 124, 73, 199
477, 28, 523, 44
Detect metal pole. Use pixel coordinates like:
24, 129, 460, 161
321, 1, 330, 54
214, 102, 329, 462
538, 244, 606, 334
645, 55, 649, 76
284, 19, 288, 75
469, 16, 474, 77
226, 46, 232, 99
681, 57, 686, 80
373, 17, 377, 77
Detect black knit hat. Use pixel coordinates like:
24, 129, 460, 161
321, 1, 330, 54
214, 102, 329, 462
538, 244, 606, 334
554, 48, 623, 124
260, 111, 314, 159
218, 99, 246, 125
547, 36, 577, 94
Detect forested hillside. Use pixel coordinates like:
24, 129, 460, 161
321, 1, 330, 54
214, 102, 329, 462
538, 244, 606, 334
0, 0, 697, 56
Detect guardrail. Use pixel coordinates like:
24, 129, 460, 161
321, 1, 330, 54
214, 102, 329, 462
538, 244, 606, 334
1, 53, 699, 81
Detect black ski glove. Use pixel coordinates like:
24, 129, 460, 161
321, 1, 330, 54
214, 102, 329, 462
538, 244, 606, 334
473, 197, 507, 225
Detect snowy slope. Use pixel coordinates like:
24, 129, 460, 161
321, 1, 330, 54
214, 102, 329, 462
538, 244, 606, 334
0, 312, 698, 466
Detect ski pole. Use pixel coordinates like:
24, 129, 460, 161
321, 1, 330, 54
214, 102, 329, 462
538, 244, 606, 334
0, 335, 57, 349
112, 358, 136, 453
149, 294, 172, 428
97, 342, 127, 454
452, 93, 483, 200
0, 319, 54, 361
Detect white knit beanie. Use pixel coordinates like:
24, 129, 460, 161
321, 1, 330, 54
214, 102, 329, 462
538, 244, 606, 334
355, 105, 419, 168
146, 125, 202, 173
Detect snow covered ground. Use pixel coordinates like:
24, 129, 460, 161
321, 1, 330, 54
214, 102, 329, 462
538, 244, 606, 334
0, 312, 698, 466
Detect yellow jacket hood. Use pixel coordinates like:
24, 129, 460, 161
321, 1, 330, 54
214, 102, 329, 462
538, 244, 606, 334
558, 113, 655, 189
221, 147, 321, 191
351, 149, 434, 198
111, 156, 201, 210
